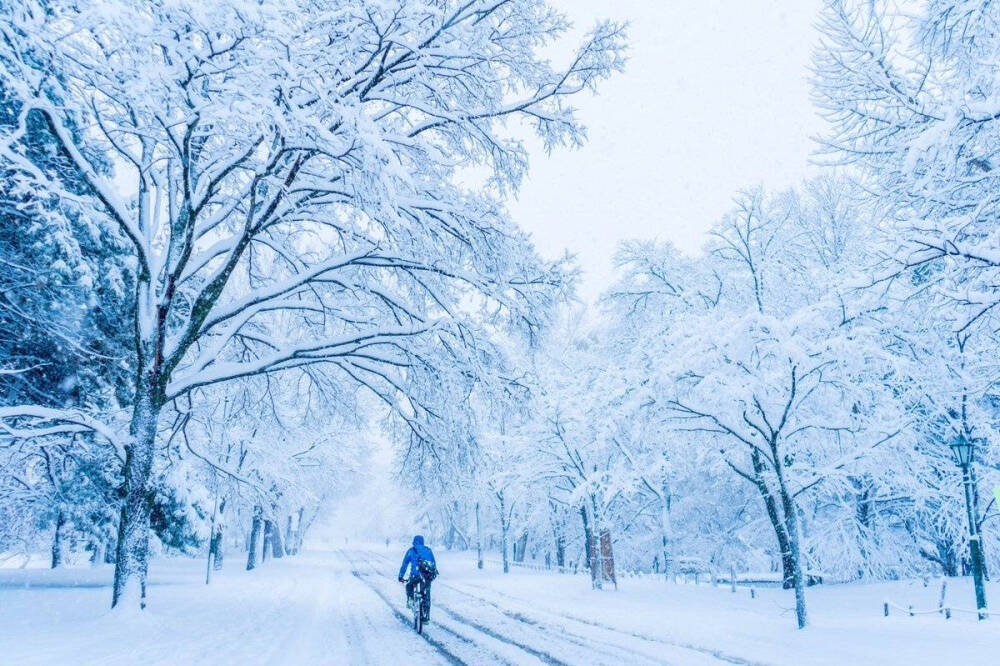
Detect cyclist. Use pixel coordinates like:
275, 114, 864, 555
397, 535, 437, 614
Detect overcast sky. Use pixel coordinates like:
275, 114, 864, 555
509, 0, 824, 300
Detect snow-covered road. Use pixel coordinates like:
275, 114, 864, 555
0, 550, 454, 665
0, 548, 743, 666
347, 549, 743, 666
3, 548, 999, 665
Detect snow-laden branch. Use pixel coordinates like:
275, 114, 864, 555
0, 406, 124, 459
166, 324, 439, 398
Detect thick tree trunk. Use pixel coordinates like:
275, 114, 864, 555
751, 449, 794, 588
210, 526, 224, 571
554, 527, 565, 568
284, 516, 293, 556
211, 498, 226, 571
588, 531, 602, 589
581, 503, 601, 589
772, 445, 808, 629
268, 519, 284, 559
247, 505, 263, 570
51, 510, 66, 569
514, 531, 528, 563
599, 528, 617, 589
262, 520, 272, 563
111, 392, 160, 609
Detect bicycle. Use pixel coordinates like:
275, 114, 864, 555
405, 576, 430, 634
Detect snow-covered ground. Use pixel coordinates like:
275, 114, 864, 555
1, 547, 997, 665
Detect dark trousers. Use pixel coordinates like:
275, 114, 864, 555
405, 577, 431, 614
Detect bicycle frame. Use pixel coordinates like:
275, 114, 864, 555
408, 577, 428, 634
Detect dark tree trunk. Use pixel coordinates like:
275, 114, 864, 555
247, 505, 263, 570
284, 516, 293, 555
262, 520, 272, 563
294, 507, 306, 554
599, 528, 617, 588
770, 440, 808, 629
51, 510, 67, 569
580, 504, 601, 589
210, 528, 224, 571
211, 498, 226, 571
514, 531, 528, 563
268, 519, 284, 559
970, 466, 990, 581
750, 449, 794, 588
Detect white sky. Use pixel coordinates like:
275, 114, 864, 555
509, 0, 824, 301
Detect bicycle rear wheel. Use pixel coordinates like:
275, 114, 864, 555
413, 585, 423, 634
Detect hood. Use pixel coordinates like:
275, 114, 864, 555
412, 535, 425, 547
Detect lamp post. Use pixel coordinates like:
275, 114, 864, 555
950, 433, 988, 620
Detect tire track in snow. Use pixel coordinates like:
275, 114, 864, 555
433, 581, 672, 665
349, 552, 556, 663
444, 578, 771, 666
342, 552, 469, 666
348, 550, 582, 665
363, 549, 763, 666
350, 567, 526, 665
355, 550, 667, 666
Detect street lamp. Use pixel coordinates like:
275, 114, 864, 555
950, 433, 988, 620
950, 433, 975, 467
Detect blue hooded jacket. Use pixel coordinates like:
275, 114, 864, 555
398, 535, 436, 579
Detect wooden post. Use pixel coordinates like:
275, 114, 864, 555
883, 602, 889, 617
937, 580, 947, 615
730, 566, 737, 593
750, 587, 756, 599
908, 605, 914, 617
945, 607, 951, 619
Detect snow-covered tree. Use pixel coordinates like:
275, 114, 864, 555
814, 0, 1000, 335
608, 179, 906, 628
0, 0, 624, 608
815, 0, 1000, 590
